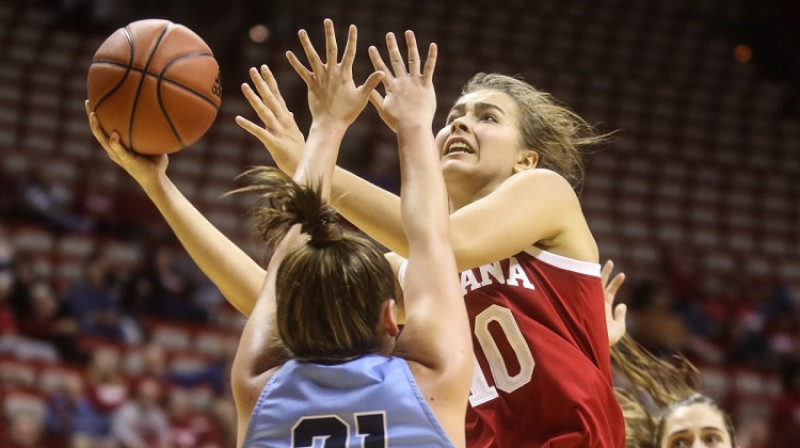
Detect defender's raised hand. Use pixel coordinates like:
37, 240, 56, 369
236, 64, 305, 173
286, 19, 384, 129
368, 31, 437, 132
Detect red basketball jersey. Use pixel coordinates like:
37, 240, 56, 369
461, 247, 624, 448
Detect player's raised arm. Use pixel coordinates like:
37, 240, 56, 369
86, 101, 265, 316
369, 31, 471, 447
229, 19, 383, 444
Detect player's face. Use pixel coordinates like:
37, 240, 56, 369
660, 403, 733, 448
435, 90, 529, 190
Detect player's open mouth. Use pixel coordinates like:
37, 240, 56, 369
444, 139, 475, 156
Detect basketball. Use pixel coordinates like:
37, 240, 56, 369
87, 19, 222, 155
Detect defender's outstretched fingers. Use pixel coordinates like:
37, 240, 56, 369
385, 32, 407, 77
323, 19, 338, 65
235, 115, 271, 144
422, 43, 438, 83
241, 83, 278, 130
286, 50, 314, 86
250, 67, 287, 121
358, 71, 385, 97
368, 46, 393, 84
405, 31, 421, 77
297, 29, 324, 74
340, 24, 358, 75
368, 90, 385, 112
249, 67, 280, 113
259, 65, 287, 109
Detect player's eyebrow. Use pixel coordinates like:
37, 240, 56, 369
448, 101, 507, 116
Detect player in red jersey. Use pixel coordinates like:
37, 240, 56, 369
272, 33, 626, 447
87, 20, 627, 447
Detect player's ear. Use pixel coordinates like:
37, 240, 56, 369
513, 149, 538, 173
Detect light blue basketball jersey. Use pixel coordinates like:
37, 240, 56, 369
241, 354, 455, 447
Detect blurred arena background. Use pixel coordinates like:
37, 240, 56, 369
0, 0, 798, 446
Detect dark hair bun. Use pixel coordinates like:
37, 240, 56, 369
303, 206, 343, 246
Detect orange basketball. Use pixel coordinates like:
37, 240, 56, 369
87, 19, 222, 155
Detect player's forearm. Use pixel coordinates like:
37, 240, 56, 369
330, 167, 410, 256
294, 121, 347, 198
397, 123, 449, 249
141, 173, 264, 316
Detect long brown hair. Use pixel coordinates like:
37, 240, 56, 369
462, 73, 611, 190
611, 335, 735, 447
236, 167, 395, 363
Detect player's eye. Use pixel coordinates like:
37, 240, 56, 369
670, 438, 690, 448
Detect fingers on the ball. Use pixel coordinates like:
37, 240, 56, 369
108, 132, 127, 152
88, 113, 108, 144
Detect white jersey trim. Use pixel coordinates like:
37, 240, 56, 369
398, 259, 408, 288
523, 247, 601, 277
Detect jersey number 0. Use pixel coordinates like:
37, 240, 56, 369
469, 304, 535, 407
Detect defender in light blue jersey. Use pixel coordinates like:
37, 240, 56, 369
243, 355, 454, 447
226, 21, 471, 448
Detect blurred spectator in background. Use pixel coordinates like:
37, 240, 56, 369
166, 387, 223, 448
0, 411, 44, 448
770, 360, 800, 446
8, 253, 36, 319
16, 278, 83, 362
18, 166, 91, 234
0, 229, 17, 336
76, 175, 116, 234
84, 348, 128, 436
0, 238, 59, 361
626, 279, 690, 358
124, 242, 206, 322
45, 373, 113, 448
65, 251, 134, 342
111, 376, 169, 448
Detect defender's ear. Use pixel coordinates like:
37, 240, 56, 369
380, 299, 400, 337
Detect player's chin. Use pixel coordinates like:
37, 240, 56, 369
439, 158, 476, 180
